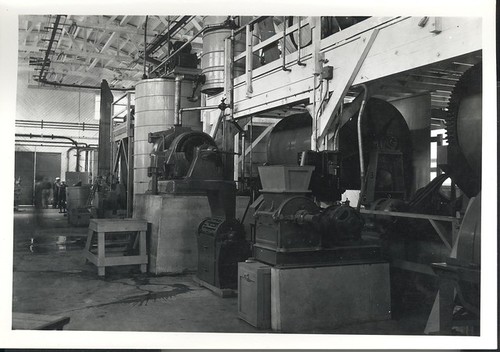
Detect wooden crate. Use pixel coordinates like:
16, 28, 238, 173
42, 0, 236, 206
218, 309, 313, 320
271, 262, 391, 332
238, 260, 272, 329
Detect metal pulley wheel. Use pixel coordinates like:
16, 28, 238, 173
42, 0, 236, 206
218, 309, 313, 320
275, 196, 320, 220
170, 131, 218, 163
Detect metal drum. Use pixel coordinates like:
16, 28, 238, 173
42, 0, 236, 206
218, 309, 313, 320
267, 113, 312, 165
267, 99, 412, 193
134, 78, 201, 194
66, 185, 91, 210
201, 16, 260, 95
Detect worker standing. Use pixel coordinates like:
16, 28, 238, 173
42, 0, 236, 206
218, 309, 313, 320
52, 177, 61, 208
14, 178, 21, 212
58, 181, 67, 214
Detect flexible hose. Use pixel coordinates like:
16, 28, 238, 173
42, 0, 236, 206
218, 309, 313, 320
356, 84, 369, 210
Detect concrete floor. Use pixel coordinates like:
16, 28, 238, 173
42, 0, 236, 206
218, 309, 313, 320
12, 206, 430, 334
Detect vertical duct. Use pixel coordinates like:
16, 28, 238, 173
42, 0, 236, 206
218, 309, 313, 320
97, 80, 114, 177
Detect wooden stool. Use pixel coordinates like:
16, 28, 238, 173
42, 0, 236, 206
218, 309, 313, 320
84, 218, 148, 276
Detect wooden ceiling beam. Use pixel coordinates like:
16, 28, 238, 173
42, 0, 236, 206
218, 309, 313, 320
70, 17, 158, 37
120, 16, 130, 26
88, 32, 117, 70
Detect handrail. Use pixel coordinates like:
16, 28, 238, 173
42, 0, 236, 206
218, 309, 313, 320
233, 19, 307, 62
233, 16, 269, 35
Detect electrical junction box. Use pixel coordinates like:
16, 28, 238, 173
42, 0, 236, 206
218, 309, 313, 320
321, 65, 334, 80
238, 260, 272, 329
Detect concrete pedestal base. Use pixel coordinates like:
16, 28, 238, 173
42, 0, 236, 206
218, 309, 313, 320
134, 193, 249, 275
271, 262, 391, 332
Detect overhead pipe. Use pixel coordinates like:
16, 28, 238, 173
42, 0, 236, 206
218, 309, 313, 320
15, 134, 94, 174
223, 31, 235, 111
15, 133, 84, 148
356, 84, 369, 210
143, 15, 148, 79
174, 75, 184, 126
179, 105, 219, 113
66, 146, 97, 172
16, 119, 99, 132
179, 105, 220, 128
15, 139, 96, 147
150, 17, 238, 76
34, 78, 133, 91
145, 15, 192, 58
85, 150, 89, 172
37, 15, 62, 82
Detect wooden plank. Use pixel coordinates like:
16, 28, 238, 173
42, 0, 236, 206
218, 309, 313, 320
139, 230, 148, 273
97, 231, 105, 268
103, 255, 148, 266
429, 219, 452, 250
244, 122, 278, 157
317, 29, 379, 139
83, 251, 98, 265
360, 209, 457, 222
391, 259, 437, 276
13, 313, 70, 330
352, 17, 481, 86
89, 218, 147, 232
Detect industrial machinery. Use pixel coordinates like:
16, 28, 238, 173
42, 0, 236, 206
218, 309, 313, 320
148, 125, 250, 289
250, 98, 414, 266
364, 64, 483, 334
198, 217, 249, 289
440, 63, 482, 198
429, 63, 482, 332
253, 165, 374, 265
66, 183, 92, 226
266, 99, 412, 204
148, 127, 221, 193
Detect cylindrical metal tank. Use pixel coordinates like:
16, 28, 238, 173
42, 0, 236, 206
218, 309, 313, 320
201, 16, 259, 96
267, 113, 312, 165
134, 78, 201, 194
267, 100, 412, 193
66, 185, 91, 210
